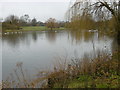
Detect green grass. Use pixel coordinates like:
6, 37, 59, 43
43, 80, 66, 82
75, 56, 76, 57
52, 75, 119, 88
4, 26, 65, 32
21, 26, 47, 31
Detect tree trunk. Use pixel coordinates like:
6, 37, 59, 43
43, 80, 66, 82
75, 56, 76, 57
51, 27, 52, 30
117, 1, 120, 50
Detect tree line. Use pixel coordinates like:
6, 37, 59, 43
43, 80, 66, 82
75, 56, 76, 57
2, 14, 66, 31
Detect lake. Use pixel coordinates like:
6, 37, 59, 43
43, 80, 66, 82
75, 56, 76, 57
2, 30, 113, 80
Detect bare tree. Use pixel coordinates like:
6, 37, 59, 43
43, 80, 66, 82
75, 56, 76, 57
46, 18, 56, 30
31, 18, 37, 26
5, 15, 19, 24
19, 14, 30, 26
3, 15, 20, 30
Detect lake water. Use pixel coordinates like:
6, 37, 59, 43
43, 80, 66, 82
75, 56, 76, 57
2, 30, 113, 80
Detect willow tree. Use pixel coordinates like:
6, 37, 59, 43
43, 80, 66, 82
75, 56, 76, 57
66, 0, 120, 45
91, 0, 120, 45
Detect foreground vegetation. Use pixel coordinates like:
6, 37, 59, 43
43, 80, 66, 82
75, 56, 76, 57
44, 52, 120, 88
2, 51, 120, 88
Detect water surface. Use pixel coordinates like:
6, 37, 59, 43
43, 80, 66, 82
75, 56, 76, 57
2, 30, 113, 80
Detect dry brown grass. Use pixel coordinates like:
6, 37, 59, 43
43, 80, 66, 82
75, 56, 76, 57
40, 51, 119, 88
2, 51, 119, 88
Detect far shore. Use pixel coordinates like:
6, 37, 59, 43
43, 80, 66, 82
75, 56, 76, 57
3, 26, 65, 33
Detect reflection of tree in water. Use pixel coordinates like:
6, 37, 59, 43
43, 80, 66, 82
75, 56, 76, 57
69, 31, 83, 44
2, 33, 30, 48
45, 31, 56, 43
69, 30, 95, 44
97, 30, 114, 41
96, 31, 116, 53
31, 32, 37, 42
82, 48, 112, 61
111, 38, 118, 53
83, 31, 94, 42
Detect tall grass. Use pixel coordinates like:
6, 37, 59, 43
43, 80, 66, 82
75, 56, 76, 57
43, 51, 119, 88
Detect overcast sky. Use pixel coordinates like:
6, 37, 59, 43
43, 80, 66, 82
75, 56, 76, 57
0, 0, 76, 22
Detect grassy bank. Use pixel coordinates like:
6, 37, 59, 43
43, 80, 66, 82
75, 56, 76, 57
46, 52, 120, 88
4, 26, 65, 32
